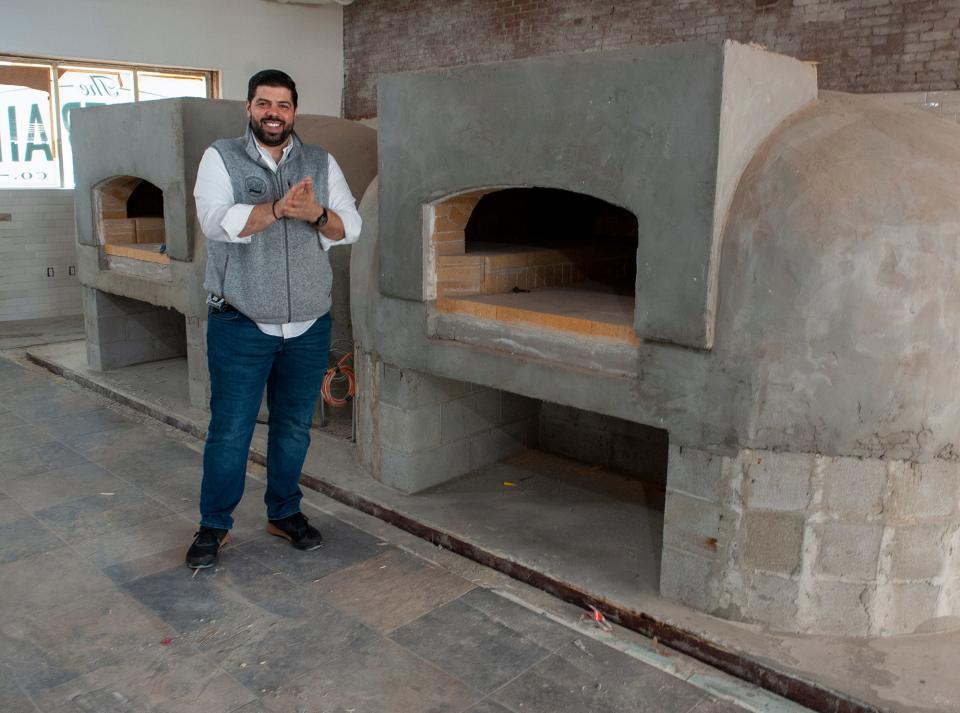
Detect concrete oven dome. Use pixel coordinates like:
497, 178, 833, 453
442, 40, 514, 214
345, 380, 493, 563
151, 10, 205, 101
716, 91, 960, 463
680, 92, 960, 636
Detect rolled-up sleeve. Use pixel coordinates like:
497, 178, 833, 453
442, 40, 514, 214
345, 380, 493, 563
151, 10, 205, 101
194, 147, 255, 244
319, 154, 363, 251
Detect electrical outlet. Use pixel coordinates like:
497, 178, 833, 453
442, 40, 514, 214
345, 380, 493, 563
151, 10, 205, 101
46, 267, 55, 277
68, 266, 76, 276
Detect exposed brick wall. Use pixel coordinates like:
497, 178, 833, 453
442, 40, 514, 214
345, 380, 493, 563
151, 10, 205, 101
343, 0, 960, 118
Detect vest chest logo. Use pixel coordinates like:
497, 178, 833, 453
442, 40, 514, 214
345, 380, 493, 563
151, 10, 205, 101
244, 176, 268, 198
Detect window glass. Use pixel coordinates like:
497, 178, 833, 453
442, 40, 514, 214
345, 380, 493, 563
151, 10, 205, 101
58, 67, 135, 188
0, 56, 216, 190
0, 62, 59, 188
137, 72, 207, 102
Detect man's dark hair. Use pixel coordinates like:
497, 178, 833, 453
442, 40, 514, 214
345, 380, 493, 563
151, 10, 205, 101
247, 69, 298, 108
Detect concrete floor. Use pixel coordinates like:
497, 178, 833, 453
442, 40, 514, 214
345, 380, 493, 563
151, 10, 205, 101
0, 315, 84, 350
18, 331, 960, 712
428, 450, 665, 600
0, 348, 802, 713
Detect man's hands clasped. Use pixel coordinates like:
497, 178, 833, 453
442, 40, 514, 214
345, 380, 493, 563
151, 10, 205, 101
276, 177, 325, 225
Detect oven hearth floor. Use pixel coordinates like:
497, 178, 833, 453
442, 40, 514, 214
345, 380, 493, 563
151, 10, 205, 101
18, 336, 960, 713
438, 283, 638, 343
418, 449, 665, 600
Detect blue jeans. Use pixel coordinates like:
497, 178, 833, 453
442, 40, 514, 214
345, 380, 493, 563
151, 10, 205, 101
199, 307, 331, 530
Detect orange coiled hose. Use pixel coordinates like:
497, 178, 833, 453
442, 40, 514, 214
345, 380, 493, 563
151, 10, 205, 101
321, 352, 355, 407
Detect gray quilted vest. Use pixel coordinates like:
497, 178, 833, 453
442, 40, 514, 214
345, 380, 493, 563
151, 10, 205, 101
203, 126, 331, 323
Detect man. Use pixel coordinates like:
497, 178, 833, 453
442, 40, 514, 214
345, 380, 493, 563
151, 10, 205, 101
186, 69, 361, 568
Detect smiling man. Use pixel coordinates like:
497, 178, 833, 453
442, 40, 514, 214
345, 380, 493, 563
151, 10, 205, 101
187, 69, 361, 568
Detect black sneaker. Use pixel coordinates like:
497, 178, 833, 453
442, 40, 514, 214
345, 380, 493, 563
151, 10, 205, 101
266, 512, 323, 551
185, 526, 230, 569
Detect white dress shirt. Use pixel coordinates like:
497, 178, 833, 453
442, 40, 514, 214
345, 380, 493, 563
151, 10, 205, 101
194, 138, 362, 339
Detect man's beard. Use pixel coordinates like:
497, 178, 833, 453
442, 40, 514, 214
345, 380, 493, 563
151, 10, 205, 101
250, 117, 293, 147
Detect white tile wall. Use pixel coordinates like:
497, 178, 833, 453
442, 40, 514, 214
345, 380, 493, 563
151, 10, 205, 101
0, 189, 80, 322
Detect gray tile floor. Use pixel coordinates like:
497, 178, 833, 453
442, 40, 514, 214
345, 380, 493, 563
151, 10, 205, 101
0, 354, 760, 713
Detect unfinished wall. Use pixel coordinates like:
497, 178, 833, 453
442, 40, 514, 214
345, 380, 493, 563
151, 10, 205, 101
344, 0, 960, 118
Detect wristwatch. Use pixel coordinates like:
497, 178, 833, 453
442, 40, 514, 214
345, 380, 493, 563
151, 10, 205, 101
311, 206, 328, 229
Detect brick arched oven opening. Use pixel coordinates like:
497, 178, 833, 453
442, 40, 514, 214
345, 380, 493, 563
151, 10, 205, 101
431, 188, 639, 343
95, 176, 169, 273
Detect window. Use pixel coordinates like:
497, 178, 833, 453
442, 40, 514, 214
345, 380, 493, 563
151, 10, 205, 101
0, 56, 217, 189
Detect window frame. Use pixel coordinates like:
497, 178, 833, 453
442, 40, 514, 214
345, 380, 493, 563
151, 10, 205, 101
0, 53, 220, 189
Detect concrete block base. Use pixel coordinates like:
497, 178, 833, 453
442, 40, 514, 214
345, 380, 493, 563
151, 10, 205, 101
358, 356, 670, 495
361, 358, 538, 493
83, 287, 187, 371
661, 445, 960, 636
83, 287, 212, 409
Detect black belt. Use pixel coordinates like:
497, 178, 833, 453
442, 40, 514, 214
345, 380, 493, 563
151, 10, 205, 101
209, 298, 239, 314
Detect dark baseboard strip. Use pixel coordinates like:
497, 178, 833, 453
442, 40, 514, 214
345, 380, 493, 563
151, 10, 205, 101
29, 350, 885, 713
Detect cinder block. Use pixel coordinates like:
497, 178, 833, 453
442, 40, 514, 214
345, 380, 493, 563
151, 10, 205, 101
942, 577, 960, 618
610, 428, 668, 483
822, 455, 887, 519
539, 416, 613, 467
881, 582, 942, 635
666, 445, 722, 501
154, 334, 187, 361
82, 314, 101, 349
744, 572, 800, 633
743, 451, 814, 512
659, 546, 714, 611
441, 389, 500, 443
611, 435, 665, 479
741, 511, 805, 575
807, 580, 872, 636
379, 440, 471, 494
188, 377, 208, 410
95, 315, 127, 344
98, 338, 160, 370
469, 420, 533, 471
888, 460, 957, 520
663, 490, 722, 559
88, 289, 153, 318
539, 402, 580, 425
378, 402, 442, 453
815, 522, 883, 580
499, 391, 539, 423
187, 344, 209, 383
124, 309, 182, 341
185, 317, 204, 347
889, 525, 951, 581
380, 363, 472, 408
86, 342, 103, 371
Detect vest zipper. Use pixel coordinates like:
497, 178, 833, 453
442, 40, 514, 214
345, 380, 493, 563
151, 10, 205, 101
275, 166, 293, 323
